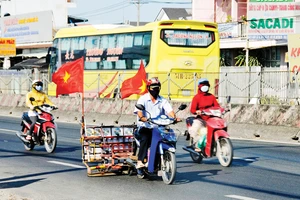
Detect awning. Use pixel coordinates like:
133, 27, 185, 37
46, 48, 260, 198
220, 38, 287, 49
15, 52, 47, 58
10, 57, 48, 70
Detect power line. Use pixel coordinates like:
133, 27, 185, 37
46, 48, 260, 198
82, 4, 132, 18
73, 0, 128, 16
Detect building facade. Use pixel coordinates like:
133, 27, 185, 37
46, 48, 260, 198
0, 0, 77, 69
192, 0, 300, 70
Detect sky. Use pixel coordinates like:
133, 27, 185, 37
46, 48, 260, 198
68, 0, 192, 24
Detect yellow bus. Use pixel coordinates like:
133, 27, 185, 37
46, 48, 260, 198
47, 20, 220, 100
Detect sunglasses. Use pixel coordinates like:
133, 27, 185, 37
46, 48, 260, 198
35, 83, 43, 86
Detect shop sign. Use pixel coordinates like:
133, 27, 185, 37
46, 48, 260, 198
248, 1, 300, 39
0, 11, 53, 44
0, 38, 16, 56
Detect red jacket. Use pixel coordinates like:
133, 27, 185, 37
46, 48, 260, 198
190, 91, 220, 116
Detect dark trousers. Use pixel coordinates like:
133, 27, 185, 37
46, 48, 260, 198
28, 116, 38, 136
138, 127, 153, 162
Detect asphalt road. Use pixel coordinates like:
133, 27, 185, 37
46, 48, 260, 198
1, 116, 300, 200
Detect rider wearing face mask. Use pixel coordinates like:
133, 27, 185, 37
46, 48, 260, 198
186, 78, 220, 149
190, 78, 220, 119
25, 80, 56, 140
134, 77, 179, 177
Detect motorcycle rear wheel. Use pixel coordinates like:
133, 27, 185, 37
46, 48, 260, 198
161, 151, 176, 185
44, 128, 57, 153
189, 138, 203, 163
24, 140, 35, 151
216, 137, 233, 167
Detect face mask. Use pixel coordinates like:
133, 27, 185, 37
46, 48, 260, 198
35, 85, 43, 91
149, 88, 160, 99
200, 85, 209, 93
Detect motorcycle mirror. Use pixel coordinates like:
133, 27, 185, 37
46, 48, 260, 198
29, 97, 35, 102
135, 104, 145, 111
178, 104, 187, 110
226, 96, 231, 104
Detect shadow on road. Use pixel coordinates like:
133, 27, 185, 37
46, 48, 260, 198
0, 178, 45, 189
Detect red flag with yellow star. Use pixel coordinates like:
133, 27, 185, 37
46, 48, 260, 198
52, 57, 84, 97
120, 60, 147, 99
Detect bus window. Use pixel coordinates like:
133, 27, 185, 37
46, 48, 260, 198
125, 34, 133, 47
116, 34, 125, 47
134, 34, 143, 46
71, 37, 85, 50
61, 38, 71, 51
108, 35, 116, 48
49, 39, 59, 75
161, 29, 214, 47
85, 36, 101, 70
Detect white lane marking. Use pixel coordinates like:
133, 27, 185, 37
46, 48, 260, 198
231, 137, 300, 145
48, 161, 85, 169
0, 128, 19, 134
234, 157, 257, 162
225, 195, 260, 200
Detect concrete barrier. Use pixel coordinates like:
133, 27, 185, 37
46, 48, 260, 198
0, 94, 299, 144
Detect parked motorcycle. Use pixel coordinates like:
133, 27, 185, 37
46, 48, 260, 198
16, 97, 58, 153
128, 103, 187, 185
182, 107, 233, 167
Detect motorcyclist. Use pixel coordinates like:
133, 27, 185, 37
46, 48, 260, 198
25, 80, 56, 140
187, 78, 220, 151
134, 77, 179, 177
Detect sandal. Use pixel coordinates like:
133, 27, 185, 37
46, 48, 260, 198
136, 162, 145, 169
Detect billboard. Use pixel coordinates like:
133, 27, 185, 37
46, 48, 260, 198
0, 11, 53, 44
218, 22, 239, 39
248, 0, 300, 40
0, 38, 16, 56
288, 34, 300, 73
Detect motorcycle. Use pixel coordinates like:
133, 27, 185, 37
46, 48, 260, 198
182, 107, 233, 167
16, 97, 58, 153
128, 103, 187, 185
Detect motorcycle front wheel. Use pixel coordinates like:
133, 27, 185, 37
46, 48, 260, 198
44, 128, 57, 153
24, 140, 35, 151
189, 138, 203, 163
161, 151, 176, 185
216, 137, 233, 167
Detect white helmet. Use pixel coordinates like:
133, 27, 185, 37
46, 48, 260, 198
32, 80, 43, 91
32, 80, 43, 87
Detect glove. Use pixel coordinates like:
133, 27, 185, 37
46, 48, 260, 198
51, 105, 58, 110
29, 105, 35, 110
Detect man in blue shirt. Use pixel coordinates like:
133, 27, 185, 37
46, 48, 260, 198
134, 77, 178, 175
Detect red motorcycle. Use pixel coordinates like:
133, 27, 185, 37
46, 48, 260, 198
16, 97, 58, 153
183, 107, 233, 167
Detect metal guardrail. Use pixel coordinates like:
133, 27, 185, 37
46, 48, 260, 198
0, 67, 299, 105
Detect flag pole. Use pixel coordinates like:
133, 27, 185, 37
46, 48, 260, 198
81, 57, 85, 138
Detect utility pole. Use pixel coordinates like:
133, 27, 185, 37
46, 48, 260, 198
130, 0, 148, 26
137, 0, 140, 26
131, 0, 141, 26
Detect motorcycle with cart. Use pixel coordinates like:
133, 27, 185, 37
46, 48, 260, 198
127, 103, 187, 185
182, 107, 233, 167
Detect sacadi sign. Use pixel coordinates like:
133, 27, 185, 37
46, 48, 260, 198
248, 0, 300, 40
